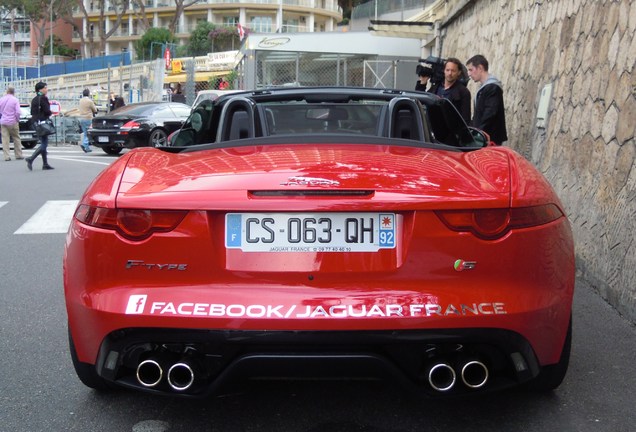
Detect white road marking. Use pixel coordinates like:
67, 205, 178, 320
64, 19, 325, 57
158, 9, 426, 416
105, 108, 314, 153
0, 201, 7, 209
132, 420, 170, 432
14, 200, 79, 234
48, 155, 112, 165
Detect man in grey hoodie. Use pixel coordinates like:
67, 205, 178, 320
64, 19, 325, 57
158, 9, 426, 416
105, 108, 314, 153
466, 55, 508, 145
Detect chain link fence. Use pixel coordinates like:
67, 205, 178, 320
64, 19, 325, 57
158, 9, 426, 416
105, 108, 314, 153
253, 51, 375, 88
248, 51, 421, 90
4, 59, 167, 146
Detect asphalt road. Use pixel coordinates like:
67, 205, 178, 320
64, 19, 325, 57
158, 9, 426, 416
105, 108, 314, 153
0, 145, 635, 432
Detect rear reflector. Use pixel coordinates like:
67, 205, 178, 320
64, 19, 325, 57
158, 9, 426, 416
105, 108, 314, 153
74, 205, 187, 240
435, 204, 563, 240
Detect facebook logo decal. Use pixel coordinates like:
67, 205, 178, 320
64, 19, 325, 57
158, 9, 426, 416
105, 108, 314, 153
126, 295, 148, 314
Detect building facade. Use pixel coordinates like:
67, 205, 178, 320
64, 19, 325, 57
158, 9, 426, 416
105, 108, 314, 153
1, 12, 31, 58
73, 0, 343, 57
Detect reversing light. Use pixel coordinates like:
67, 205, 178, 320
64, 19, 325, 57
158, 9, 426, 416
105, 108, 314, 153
74, 205, 187, 240
435, 204, 563, 240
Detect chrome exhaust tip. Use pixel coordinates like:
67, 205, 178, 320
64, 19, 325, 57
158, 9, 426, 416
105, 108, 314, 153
136, 359, 163, 388
428, 363, 456, 392
167, 362, 195, 391
461, 360, 489, 389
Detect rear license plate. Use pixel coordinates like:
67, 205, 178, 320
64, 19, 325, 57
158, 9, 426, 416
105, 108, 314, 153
19, 133, 32, 139
98, 136, 109, 143
226, 213, 396, 252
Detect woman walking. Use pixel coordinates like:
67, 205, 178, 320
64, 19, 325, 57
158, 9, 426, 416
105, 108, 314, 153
26, 81, 54, 170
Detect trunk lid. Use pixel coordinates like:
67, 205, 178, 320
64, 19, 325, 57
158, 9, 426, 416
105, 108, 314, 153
117, 144, 511, 210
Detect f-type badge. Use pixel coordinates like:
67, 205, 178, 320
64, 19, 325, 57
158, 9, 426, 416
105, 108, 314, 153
454, 259, 476, 271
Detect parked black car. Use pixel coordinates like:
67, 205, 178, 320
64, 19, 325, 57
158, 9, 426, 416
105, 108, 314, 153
19, 104, 39, 149
87, 101, 191, 155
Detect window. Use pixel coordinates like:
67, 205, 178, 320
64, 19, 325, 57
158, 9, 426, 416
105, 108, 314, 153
223, 16, 239, 26
250, 16, 273, 33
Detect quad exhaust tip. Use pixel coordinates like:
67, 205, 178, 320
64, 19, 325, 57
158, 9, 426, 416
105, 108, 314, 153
167, 362, 195, 391
136, 359, 163, 388
461, 360, 489, 389
428, 363, 456, 392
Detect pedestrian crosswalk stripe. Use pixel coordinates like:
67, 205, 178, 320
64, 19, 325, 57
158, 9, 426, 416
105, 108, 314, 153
14, 200, 79, 234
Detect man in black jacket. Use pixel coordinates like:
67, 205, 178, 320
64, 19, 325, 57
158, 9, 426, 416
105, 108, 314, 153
466, 55, 508, 145
428, 58, 471, 123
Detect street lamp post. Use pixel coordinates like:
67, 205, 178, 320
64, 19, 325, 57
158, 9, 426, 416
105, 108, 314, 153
49, 0, 53, 58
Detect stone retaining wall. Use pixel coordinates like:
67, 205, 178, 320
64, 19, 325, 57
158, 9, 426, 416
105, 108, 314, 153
439, 0, 636, 322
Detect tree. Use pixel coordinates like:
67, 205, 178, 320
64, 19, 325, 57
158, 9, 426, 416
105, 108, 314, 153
15, 0, 55, 63
134, 27, 176, 61
187, 21, 215, 57
56, 0, 86, 57
43, 34, 78, 57
128, 0, 153, 34
338, 0, 366, 21
208, 26, 241, 52
166, 0, 198, 34
57, 0, 129, 58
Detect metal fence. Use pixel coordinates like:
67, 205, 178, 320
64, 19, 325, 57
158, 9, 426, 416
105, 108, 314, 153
47, 115, 82, 146
3, 59, 166, 147
251, 51, 378, 88
246, 51, 422, 90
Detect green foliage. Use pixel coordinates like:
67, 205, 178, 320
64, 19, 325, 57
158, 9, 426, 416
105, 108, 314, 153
224, 69, 238, 89
17, 0, 55, 22
43, 34, 78, 57
134, 27, 176, 61
187, 21, 215, 57
208, 26, 240, 52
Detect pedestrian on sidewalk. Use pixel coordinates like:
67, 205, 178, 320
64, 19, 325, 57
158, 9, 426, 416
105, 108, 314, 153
428, 57, 472, 123
26, 81, 54, 171
78, 89, 97, 153
0, 86, 24, 161
466, 54, 508, 146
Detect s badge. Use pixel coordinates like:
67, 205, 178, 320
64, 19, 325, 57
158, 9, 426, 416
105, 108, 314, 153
454, 259, 476, 271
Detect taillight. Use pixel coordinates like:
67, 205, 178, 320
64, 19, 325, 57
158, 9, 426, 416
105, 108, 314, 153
74, 205, 187, 241
435, 204, 563, 240
122, 121, 140, 129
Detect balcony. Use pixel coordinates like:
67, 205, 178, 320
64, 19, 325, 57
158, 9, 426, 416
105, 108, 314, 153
75, 0, 341, 20
0, 31, 31, 43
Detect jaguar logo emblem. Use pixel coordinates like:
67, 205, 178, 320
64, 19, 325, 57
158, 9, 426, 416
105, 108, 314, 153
280, 176, 340, 187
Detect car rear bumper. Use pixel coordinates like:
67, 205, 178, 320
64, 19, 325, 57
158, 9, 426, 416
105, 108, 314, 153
91, 327, 541, 397
88, 131, 128, 148
65, 214, 574, 396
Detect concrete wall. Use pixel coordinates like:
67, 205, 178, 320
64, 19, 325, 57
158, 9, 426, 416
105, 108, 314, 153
438, 0, 636, 322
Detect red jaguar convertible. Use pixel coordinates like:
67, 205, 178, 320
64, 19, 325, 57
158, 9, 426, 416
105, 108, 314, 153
64, 87, 574, 397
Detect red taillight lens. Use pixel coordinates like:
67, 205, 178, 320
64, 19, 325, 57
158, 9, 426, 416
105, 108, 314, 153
435, 204, 564, 240
122, 121, 140, 129
74, 205, 187, 240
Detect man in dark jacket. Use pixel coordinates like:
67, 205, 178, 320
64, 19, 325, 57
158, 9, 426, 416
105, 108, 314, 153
466, 54, 508, 145
428, 57, 471, 123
